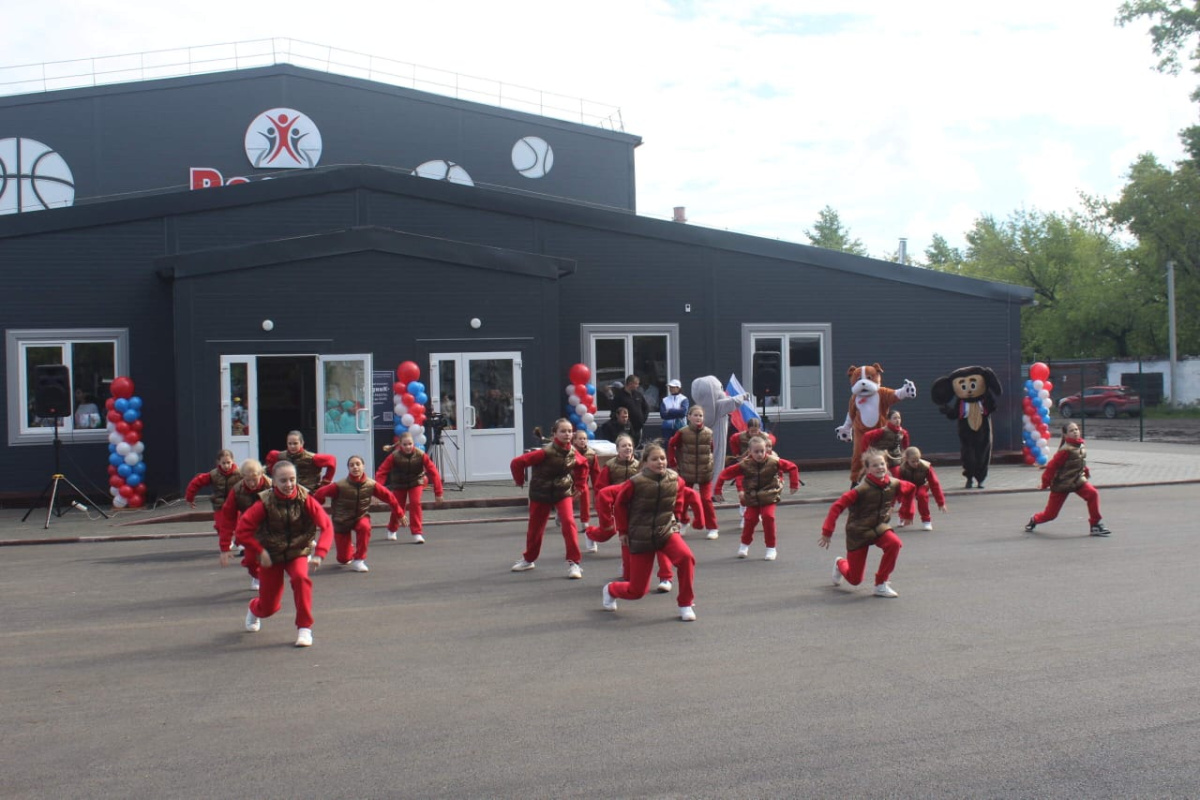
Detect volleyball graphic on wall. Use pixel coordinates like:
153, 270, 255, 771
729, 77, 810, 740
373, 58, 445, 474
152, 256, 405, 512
0, 138, 75, 215
413, 160, 475, 186
512, 136, 554, 178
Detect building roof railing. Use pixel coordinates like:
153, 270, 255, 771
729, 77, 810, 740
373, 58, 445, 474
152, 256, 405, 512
0, 37, 624, 131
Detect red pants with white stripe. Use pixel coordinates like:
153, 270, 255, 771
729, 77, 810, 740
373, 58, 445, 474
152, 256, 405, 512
740, 504, 777, 547
837, 530, 903, 586
249, 555, 314, 629
1032, 483, 1101, 527
333, 517, 371, 563
388, 486, 426, 535
525, 498, 581, 564
608, 534, 695, 607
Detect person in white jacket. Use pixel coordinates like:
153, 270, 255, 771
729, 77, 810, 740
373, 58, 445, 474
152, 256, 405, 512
688, 376, 748, 539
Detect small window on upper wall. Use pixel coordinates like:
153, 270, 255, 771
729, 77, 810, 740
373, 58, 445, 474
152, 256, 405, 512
742, 323, 833, 419
581, 324, 679, 416
6, 329, 129, 445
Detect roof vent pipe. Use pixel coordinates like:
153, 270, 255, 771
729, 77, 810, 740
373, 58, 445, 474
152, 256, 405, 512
898, 237, 908, 264
672, 206, 687, 223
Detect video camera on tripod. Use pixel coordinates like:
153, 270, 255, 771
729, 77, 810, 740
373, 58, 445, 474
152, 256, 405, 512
425, 411, 451, 444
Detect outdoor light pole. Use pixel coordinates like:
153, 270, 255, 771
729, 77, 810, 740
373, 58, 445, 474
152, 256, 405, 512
1167, 260, 1178, 408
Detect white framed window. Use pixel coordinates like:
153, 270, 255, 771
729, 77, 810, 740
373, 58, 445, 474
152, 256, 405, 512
6, 328, 129, 445
581, 324, 679, 416
742, 323, 833, 419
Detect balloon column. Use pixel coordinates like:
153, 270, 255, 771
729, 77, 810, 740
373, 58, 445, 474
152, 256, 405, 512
393, 361, 429, 451
564, 363, 597, 439
1021, 361, 1056, 467
105, 376, 148, 509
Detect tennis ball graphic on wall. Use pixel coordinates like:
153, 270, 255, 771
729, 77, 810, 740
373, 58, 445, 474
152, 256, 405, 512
512, 136, 554, 179
413, 160, 475, 186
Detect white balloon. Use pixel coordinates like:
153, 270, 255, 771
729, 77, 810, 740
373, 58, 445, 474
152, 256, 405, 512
108, 432, 122, 444
1033, 380, 1044, 391
124, 453, 140, 466
134, 442, 145, 454
408, 424, 423, 437
417, 433, 427, 446
581, 412, 595, 425
565, 385, 577, 396
1038, 389, 1050, 400
587, 421, 597, 432
394, 402, 407, 415
401, 413, 415, 427
107, 421, 117, 432
1037, 437, 1048, 449
1041, 398, 1052, 410
568, 394, 580, 407
116, 442, 131, 455
113, 496, 129, 508
110, 486, 121, 497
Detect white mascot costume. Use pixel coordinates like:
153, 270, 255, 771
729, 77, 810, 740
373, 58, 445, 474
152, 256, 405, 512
690, 376, 749, 489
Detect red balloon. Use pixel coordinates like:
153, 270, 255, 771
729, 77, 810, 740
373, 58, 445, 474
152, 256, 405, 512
580, 394, 593, 407
105, 398, 116, 411
1029, 362, 1050, 382
587, 404, 597, 414
118, 484, 134, 498
110, 376, 135, 399
109, 475, 124, 488
125, 431, 141, 446
107, 465, 118, 475
396, 361, 421, 384
1043, 381, 1054, 392
128, 495, 145, 508
131, 420, 143, 432
409, 403, 425, 416
116, 421, 131, 435
1023, 452, 1036, 464
401, 393, 416, 407
573, 383, 588, 397
393, 381, 405, 395
568, 363, 591, 385
134, 484, 148, 496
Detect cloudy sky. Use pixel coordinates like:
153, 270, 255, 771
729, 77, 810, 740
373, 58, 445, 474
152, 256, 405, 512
7, 1, 1196, 258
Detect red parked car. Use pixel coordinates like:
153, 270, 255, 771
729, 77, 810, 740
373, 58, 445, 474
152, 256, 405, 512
1058, 386, 1142, 419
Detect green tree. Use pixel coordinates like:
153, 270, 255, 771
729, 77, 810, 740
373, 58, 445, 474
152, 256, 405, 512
804, 205, 868, 256
921, 233, 965, 271
1117, 1, 1200, 95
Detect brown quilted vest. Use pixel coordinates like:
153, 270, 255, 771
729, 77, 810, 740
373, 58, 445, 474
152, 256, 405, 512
740, 456, 782, 507
208, 468, 243, 511
255, 486, 318, 562
282, 450, 322, 491
1050, 440, 1088, 493
626, 469, 679, 554
529, 443, 576, 504
676, 425, 714, 484
845, 477, 900, 551
330, 477, 376, 533
606, 457, 640, 485
897, 459, 931, 488
386, 450, 428, 491
232, 477, 271, 513
876, 426, 906, 466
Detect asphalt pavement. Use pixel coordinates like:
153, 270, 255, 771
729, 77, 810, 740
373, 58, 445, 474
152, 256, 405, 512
2, 440, 1199, 798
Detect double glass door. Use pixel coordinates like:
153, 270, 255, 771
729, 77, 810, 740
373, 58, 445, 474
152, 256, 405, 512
429, 352, 523, 482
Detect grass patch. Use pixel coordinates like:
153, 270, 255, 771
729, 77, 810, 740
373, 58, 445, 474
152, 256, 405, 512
1141, 404, 1200, 419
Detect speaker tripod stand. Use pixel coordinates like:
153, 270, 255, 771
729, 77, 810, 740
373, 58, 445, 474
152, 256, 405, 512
22, 420, 109, 529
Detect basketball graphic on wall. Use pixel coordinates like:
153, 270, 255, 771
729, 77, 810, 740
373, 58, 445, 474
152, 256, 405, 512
413, 160, 475, 186
512, 136, 554, 178
0, 138, 75, 214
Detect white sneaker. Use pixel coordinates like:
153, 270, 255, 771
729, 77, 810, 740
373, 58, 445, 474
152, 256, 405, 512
350, 559, 369, 573
250, 577, 260, 591
764, 547, 777, 561
737, 544, 750, 558
295, 627, 313, 647
584, 537, 599, 554
411, 533, 426, 544
244, 608, 260, 632
602, 583, 618, 611
567, 561, 583, 580
706, 529, 720, 540
920, 521, 933, 531
655, 579, 672, 593
873, 582, 899, 598
511, 559, 536, 572
385, 530, 398, 541
832, 558, 844, 586
679, 605, 697, 622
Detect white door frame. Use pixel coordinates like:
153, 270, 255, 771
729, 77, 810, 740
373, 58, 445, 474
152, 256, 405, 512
429, 351, 523, 482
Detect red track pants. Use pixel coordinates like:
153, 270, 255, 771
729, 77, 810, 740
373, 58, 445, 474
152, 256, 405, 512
837, 530, 903, 587
608, 534, 695, 607
249, 555, 314, 629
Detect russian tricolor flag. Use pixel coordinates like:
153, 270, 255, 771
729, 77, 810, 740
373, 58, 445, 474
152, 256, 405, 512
727, 374, 762, 433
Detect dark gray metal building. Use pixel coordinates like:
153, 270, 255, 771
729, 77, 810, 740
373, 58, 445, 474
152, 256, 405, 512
0, 62, 1034, 499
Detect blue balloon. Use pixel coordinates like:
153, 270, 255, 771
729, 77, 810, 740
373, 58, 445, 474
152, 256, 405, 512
407, 381, 422, 395
586, 383, 595, 395
134, 461, 147, 474
586, 429, 596, 440
108, 443, 117, 453
129, 396, 143, 410
123, 409, 140, 423
393, 421, 405, 435
108, 453, 123, 467
568, 412, 581, 425
114, 398, 130, 413
415, 391, 429, 406
117, 463, 132, 477
1024, 380, 1034, 392
126, 474, 141, 487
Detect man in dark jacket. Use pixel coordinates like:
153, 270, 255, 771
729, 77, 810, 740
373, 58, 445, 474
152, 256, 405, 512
609, 375, 650, 444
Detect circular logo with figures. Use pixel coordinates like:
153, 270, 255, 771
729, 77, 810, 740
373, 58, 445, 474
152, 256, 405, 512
0, 138, 75, 215
512, 136, 554, 178
244, 108, 323, 169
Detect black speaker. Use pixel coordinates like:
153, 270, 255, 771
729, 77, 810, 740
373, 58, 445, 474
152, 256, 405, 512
752, 351, 781, 398
34, 364, 72, 417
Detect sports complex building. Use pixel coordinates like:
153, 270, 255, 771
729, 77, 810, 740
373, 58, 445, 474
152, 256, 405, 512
0, 40, 1035, 499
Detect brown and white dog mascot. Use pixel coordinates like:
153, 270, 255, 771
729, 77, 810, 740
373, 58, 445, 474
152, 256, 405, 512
834, 363, 917, 484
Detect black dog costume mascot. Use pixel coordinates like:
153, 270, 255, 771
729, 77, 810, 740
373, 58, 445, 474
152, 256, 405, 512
930, 366, 1002, 489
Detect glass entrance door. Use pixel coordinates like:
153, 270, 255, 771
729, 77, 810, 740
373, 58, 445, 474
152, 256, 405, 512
429, 352, 523, 482
317, 354, 374, 477
220, 355, 257, 465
